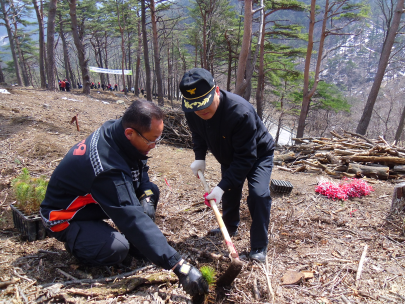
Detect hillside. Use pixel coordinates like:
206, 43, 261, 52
0, 86, 404, 303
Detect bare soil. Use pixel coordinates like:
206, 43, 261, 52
0, 86, 404, 304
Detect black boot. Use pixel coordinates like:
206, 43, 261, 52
249, 246, 267, 263
208, 228, 238, 237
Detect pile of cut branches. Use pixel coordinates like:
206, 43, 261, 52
162, 108, 192, 148
275, 130, 405, 180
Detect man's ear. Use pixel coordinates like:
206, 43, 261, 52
215, 85, 220, 95
124, 128, 134, 140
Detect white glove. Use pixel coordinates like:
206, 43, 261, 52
190, 160, 206, 177
206, 186, 224, 203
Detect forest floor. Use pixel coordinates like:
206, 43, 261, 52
0, 86, 404, 304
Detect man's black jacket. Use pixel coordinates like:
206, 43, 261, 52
185, 89, 275, 191
40, 118, 180, 270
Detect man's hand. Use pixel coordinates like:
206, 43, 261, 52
140, 195, 156, 222
190, 160, 206, 177
206, 186, 224, 204
173, 261, 208, 296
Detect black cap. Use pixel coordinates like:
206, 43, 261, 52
179, 68, 216, 112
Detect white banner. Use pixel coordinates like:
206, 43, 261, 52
89, 66, 133, 75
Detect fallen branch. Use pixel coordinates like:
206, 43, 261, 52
13, 269, 34, 282
341, 294, 352, 304
65, 272, 177, 299
275, 166, 294, 172
17, 286, 28, 303
0, 278, 19, 289
0, 193, 8, 207
258, 249, 275, 303
355, 245, 368, 288
38, 250, 61, 255
342, 130, 374, 144
252, 277, 260, 300
188, 247, 228, 261
389, 291, 405, 301
56, 268, 79, 281
41, 265, 154, 288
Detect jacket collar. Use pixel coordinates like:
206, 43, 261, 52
111, 118, 148, 161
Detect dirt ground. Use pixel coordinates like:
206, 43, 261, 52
0, 86, 404, 304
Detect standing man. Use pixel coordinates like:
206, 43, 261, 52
60, 79, 66, 91
179, 68, 275, 263
65, 79, 71, 92
40, 100, 208, 297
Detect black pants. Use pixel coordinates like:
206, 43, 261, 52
49, 183, 159, 266
221, 154, 273, 249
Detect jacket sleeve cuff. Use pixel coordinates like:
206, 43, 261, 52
217, 180, 229, 192
167, 252, 182, 270
194, 151, 207, 160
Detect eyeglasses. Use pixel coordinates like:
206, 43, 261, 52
133, 128, 162, 146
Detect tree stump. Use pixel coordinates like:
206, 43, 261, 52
390, 182, 405, 214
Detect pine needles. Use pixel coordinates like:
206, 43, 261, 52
11, 168, 48, 215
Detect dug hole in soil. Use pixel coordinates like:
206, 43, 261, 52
0, 86, 404, 303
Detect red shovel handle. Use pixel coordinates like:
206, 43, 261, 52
198, 170, 239, 259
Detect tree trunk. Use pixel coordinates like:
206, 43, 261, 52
15, 36, 29, 86
194, 36, 198, 68
297, 0, 328, 138
167, 46, 170, 100
255, 7, 265, 119
202, 15, 207, 69
348, 163, 389, 179
9, 0, 29, 86
275, 112, 284, 146
141, 0, 152, 101
104, 31, 110, 85
59, 17, 72, 84
242, 48, 252, 101
135, 16, 141, 97
235, 0, 252, 96
225, 30, 233, 92
356, 0, 405, 135
116, 0, 126, 95
94, 36, 105, 85
126, 31, 132, 93
0, 0, 22, 85
150, 0, 164, 105
243, 0, 264, 101
46, 0, 57, 90
394, 104, 405, 143
390, 182, 405, 214
171, 39, 174, 104
0, 60, 5, 83
32, 0, 46, 88
68, 0, 90, 94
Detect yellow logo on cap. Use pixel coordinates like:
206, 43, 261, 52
186, 88, 197, 95
184, 94, 212, 109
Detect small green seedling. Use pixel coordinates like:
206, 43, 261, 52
200, 265, 216, 286
11, 168, 48, 215
195, 266, 217, 304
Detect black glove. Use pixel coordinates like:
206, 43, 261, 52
139, 190, 156, 221
173, 261, 209, 296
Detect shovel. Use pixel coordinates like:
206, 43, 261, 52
198, 170, 244, 286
